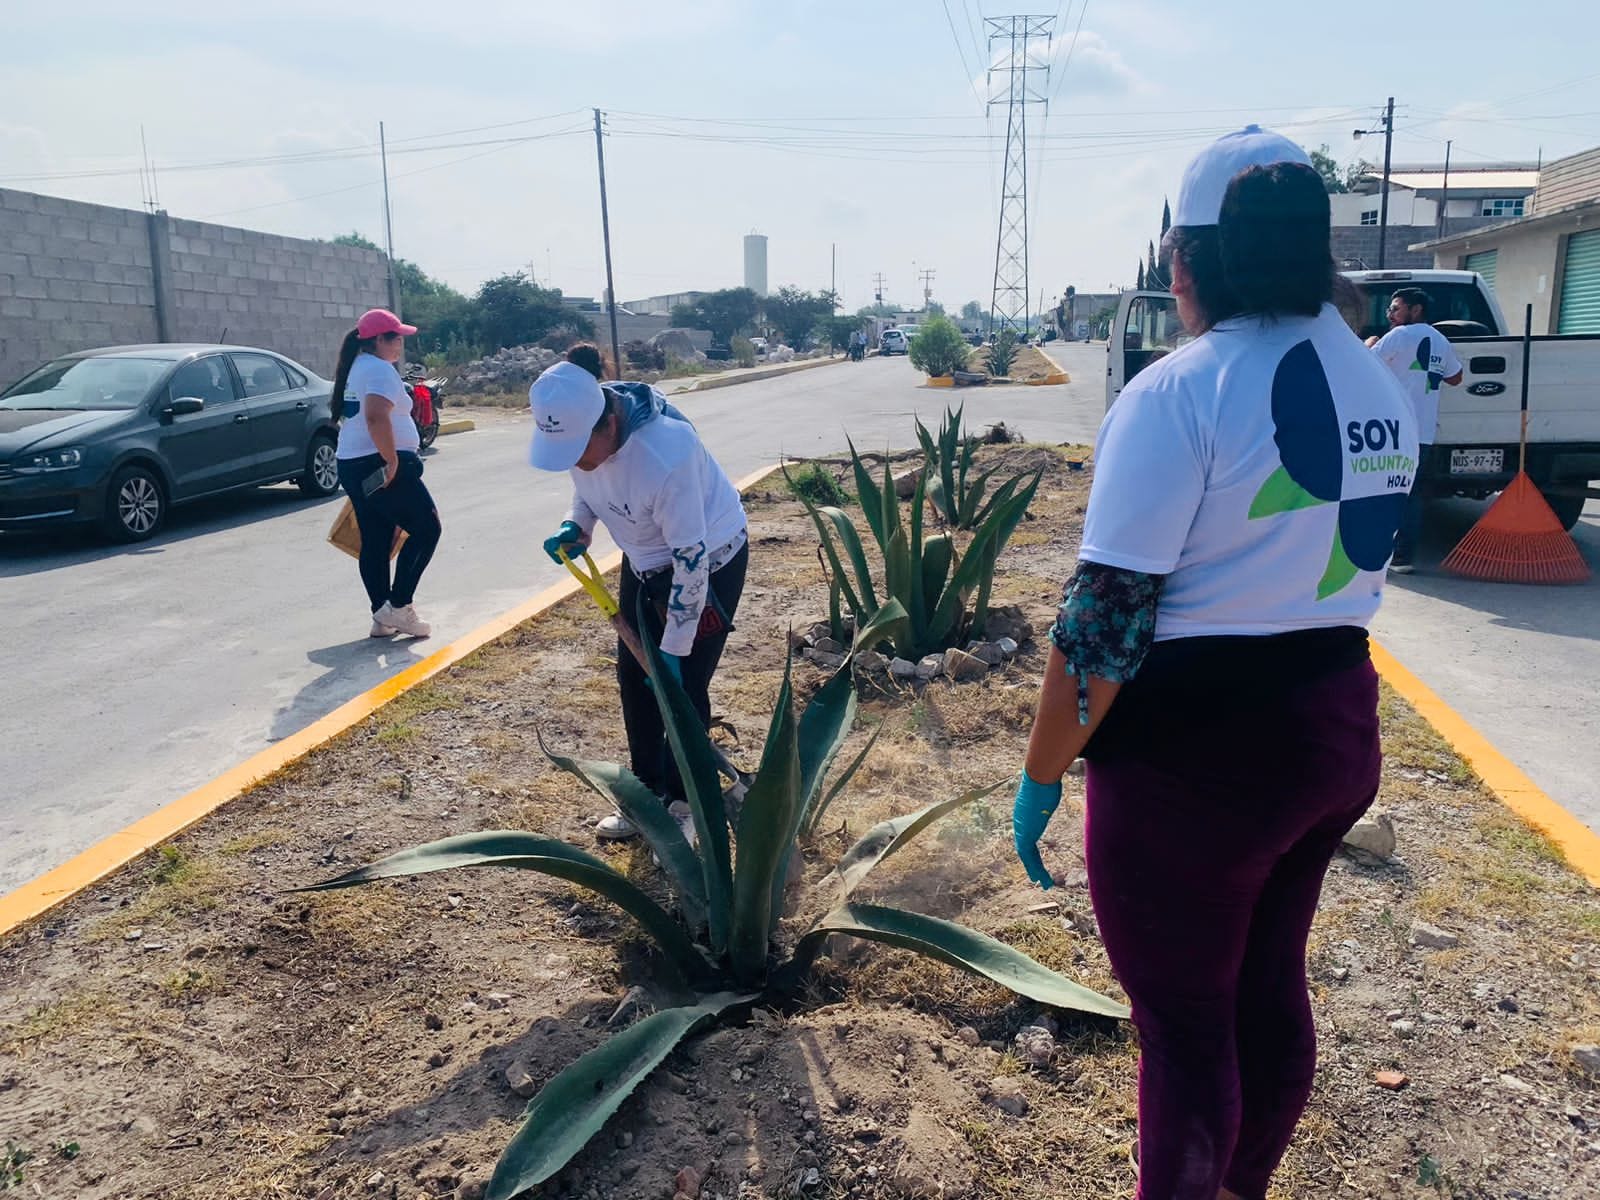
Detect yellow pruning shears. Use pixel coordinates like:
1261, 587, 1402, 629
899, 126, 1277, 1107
556, 546, 747, 790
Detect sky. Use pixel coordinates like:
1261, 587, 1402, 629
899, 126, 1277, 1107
4, 1, 1598, 317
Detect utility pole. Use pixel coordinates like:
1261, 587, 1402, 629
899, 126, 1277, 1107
592, 108, 622, 381
872, 272, 887, 307
379, 121, 398, 315
919, 267, 936, 310
985, 13, 1053, 335
831, 242, 837, 311
1438, 140, 1452, 240
1355, 99, 1396, 269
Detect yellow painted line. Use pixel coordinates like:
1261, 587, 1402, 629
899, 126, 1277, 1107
925, 375, 955, 388
1024, 371, 1071, 386
1371, 640, 1600, 887
0, 463, 783, 937
438, 418, 476, 435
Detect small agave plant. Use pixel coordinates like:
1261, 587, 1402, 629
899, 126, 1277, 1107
301, 599, 1126, 1200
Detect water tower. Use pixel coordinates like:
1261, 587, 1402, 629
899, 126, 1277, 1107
743, 232, 768, 297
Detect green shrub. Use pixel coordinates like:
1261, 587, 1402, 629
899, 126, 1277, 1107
908, 314, 970, 378
786, 462, 849, 508
985, 328, 1019, 377
731, 336, 757, 368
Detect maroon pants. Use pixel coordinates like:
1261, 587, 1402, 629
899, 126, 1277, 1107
1084, 659, 1381, 1200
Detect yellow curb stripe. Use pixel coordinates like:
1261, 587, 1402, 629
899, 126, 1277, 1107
0, 463, 782, 937
1371, 640, 1600, 887
438, 418, 476, 435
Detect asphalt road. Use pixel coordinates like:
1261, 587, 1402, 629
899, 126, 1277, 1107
7, 341, 1596, 893
1, 350, 1107, 891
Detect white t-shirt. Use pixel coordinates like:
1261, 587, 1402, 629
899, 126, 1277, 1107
567, 409, 745, 556
1082, 303, 1418, 641
1372, 322, 1462, 443
336, 353, 419, 459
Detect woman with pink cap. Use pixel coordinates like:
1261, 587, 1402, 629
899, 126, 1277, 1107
330, 308, 441, 638
1011, 128, 1417, 1198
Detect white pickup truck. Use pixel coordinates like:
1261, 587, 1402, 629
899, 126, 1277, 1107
1106, 269, 1600, 530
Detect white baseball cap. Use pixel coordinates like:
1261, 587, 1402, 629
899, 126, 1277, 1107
528, 361, 607, 471
1171, 125, 1312, 228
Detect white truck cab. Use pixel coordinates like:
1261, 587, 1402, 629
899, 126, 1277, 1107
1106, 270, 1600, 530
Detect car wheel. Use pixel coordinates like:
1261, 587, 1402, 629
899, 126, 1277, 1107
299, 433, 340, 496
102, 465, 165, 542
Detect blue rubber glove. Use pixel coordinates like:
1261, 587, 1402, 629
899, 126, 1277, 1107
543, 520, 586, 564
1012, 769, 1063, 890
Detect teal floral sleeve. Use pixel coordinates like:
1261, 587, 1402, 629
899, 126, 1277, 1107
1050, 562, 1164, 724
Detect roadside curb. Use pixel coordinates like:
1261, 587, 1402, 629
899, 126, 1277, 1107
438, 418, 476, 435
685, 357, 841, 393
1371, 640, 1600, 887
0, 463, 784, 937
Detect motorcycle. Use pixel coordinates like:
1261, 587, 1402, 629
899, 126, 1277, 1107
402, 363, 447, 450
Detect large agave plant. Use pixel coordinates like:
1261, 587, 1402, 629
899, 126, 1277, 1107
790, 441, 1041, 661
300, 600, 1124, 1200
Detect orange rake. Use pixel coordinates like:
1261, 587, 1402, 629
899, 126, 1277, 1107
1441, 304, 1589, 585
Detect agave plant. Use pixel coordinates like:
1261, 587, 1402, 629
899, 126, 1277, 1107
790, 443, 1042, 661
300, 602, 1125, 1200
985, 328, 1019, 378
916, 404, 1019, 531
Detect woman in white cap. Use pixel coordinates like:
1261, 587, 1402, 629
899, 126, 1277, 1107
530, 345, 748, 840
1011, 128, 1417, 1198
330, 309, 440, 638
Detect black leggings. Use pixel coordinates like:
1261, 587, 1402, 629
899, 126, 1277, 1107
336, 451, 441, 612
617, 544, 748, 800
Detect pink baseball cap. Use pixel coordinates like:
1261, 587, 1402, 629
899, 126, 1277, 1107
356, 308, 418, 338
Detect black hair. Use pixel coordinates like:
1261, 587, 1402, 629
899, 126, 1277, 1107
330, 328, 380, 423
565, 342, 613, 382
1390, 286, 1429, 316
1163, 161, 1334, 331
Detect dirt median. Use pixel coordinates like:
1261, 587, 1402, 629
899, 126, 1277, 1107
2, 445, 1597, 1200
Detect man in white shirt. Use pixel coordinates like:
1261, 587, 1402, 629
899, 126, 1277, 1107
1369, 287, 1463, 571
529, 359, 749, 840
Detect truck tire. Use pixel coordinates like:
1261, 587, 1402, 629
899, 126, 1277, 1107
1545, 489, 1587, 533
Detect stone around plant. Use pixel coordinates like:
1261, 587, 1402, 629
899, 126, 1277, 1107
915, 654, 945, 681
943, 648, 988, 682
1341, 811, 1396, 861
889, 658, 919, 681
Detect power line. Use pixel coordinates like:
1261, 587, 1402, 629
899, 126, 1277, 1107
940, 0, 986, 105
985, 12, 1053, 336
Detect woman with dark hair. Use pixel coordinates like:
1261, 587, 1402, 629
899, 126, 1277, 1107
531, 343, 748, 842
1011, 128, 1417, 1199
331, 308, 441, 639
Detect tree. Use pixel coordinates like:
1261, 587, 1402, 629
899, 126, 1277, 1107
907, 314, 970, 378
960, 300, 984, 323
1311, 144, 1350, 194
857, 301, 900, 318
1136, 261, 1146, 290
925, 300, 946, 317
818, 315, 863, 354
1160, 198, 1171, 239
764, 286, 835, 347
472, 272, 589, 352
671, 288, 758, 342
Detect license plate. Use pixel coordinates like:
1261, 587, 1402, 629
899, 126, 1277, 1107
1450, 449, 1503, 475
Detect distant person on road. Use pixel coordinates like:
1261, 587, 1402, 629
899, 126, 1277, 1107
330, 309, 440, 639
1011, 127, 1416, 1200
1368, 287, 1464, 572
531, 344, 749, 841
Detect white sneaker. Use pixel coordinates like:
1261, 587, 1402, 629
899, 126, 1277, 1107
369, 614, 397, 638
667, 801, 699, 849
375, 601, 431, 638
595, 811, 639, 840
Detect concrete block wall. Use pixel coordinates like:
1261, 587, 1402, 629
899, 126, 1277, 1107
0, 188, 161, 387
165, 218, 389, 378
0, 187, 388, 389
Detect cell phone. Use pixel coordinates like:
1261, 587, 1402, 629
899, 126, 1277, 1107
361, 465, 387, 496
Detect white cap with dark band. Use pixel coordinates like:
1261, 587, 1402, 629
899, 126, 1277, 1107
1171, 125, 1313, 228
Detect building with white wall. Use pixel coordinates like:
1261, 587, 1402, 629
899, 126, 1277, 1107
1413, 147, 1600, 334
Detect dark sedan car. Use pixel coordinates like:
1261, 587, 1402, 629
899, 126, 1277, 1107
0, 344, 339, 541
